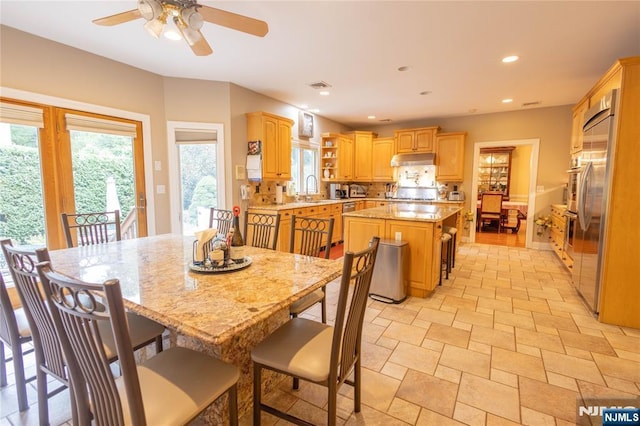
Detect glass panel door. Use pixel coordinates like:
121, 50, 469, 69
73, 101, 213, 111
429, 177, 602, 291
0, 122, 46, 281
178, 143, 219, 235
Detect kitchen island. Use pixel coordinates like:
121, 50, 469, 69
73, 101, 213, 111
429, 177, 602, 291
343, 203, 461, 297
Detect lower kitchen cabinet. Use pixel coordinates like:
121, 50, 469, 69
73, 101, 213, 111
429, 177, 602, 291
549, 204, 572, 271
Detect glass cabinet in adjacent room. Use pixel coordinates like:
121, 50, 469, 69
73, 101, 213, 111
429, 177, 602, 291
477, 146, 515, 200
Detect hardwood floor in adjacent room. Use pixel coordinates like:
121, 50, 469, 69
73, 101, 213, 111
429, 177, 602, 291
475, 222, 527, 248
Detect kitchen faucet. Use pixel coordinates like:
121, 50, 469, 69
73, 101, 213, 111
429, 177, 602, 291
305, 174, 318, 201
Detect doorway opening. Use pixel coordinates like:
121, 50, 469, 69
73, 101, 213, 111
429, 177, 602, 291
470, 138, 540, 248
167, 122, 225, 235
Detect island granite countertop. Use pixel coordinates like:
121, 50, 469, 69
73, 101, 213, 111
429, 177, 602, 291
342, 202, 461, 222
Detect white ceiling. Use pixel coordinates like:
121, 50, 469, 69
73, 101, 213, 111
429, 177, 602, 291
1, 1, 639, 127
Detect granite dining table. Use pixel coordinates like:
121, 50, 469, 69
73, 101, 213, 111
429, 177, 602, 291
47, 233, 344, 423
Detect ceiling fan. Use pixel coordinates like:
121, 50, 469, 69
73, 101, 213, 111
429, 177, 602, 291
93, 0, 269, 56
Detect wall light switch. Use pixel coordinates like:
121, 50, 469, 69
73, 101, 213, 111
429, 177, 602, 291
154, 160, 162, 171
156, 185, 165, 194
235, 165, 246, 180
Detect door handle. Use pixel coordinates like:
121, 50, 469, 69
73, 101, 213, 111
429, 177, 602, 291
138, 192, 146, 212
577, 162, 592, 231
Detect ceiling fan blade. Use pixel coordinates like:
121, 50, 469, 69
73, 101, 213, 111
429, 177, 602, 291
198, 5, 269, 37
93, 9, 143, 26
175, 21, 213, 56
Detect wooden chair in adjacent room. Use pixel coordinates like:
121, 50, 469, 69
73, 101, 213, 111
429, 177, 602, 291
252, 237, 380, 426
36, 261, 240, 426
288, 215, 334, 324
0, 271, 33, 412
61, 210, 122, 248
1, 240, 167, 425
478, 193, 504, 233
243, 211, 281, 250
209, 208, 234, 236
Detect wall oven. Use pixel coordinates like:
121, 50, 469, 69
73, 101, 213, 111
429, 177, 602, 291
564, 210, 577, 262
566, 153, 581, 213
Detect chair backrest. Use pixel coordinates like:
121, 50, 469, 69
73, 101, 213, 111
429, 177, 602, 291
209, 208, 233, 236
480, 193, 503, 215
0, 241, 68, 383
289, 215, 334, 259
243, 211, 281, 250
0, 267, 19, 347
61, 210, 122, 248
36, 262, 145, 426
330, 237, 379, 386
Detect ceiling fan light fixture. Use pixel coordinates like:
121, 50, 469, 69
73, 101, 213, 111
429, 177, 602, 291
174, 17, 200, 45
144, 17, 165, 38
181, 7, 204, 31
138, 0, 163, 21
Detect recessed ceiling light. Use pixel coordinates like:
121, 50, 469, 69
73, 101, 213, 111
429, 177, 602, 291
397, 66, 411, 72
367, 115, 376, 120
319, 91, 330, 96
502, 98, 513, 104
310, 108, 320, 113
419, 91, 431, 96
300, 104, 309, 109
502, 55, 519, 63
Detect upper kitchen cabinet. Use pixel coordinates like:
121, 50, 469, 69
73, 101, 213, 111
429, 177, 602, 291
394, 126, 439, 153
321, 133, 354, 181
372, 137, 395, 182
435, 132, 466, 182
477, 146, 515, 200
246, 111, 294, 180
350, 131, 377, 181
570, 98, 589, 154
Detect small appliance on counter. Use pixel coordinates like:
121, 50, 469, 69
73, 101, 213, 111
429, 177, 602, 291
448, 191, 465, 201
341, 184, 350, 198
448, 186, 465, 201
349, 184, 367, 198
329, 183, 340, 200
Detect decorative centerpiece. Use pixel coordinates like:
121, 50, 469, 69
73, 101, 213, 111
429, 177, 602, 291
534, 215, 551, 236
190, 207, 252, 273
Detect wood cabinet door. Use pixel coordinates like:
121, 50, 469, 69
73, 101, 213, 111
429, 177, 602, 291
343, 217, 384, 252
571, 99, 589, 154
277, 118, 292, 179
260, 116, 279, 179
436, 132, 466, 181
338, 136, 354, 180
353, 133, 373, 181
395, 131, 415, 153
372, 137, 395, 181
414, 129, 434, 152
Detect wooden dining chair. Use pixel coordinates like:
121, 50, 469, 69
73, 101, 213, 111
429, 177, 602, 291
0, 270, 33, 412
243, 211, 281, 250
61, 210, 122, 248
252, 237, 380, 426
209, 208, 234, 236
36, 261, 240, 426
478, 193, 504, 233
1, 240, 167, 425
288, 215, 335, 324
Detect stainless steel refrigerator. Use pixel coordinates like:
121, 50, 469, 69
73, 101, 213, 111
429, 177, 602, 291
571, 89, 618, 314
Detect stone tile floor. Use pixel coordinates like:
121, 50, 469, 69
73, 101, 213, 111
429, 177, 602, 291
2, 243, 639, 425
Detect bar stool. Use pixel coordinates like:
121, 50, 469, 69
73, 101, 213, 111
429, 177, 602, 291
439, 233, 453, 285
443, 226, 458, 268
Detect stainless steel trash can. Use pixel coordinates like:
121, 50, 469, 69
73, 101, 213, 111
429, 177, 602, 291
369, 239, 408, 304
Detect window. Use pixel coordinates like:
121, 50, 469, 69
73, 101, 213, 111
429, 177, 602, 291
291, 140, 319, 195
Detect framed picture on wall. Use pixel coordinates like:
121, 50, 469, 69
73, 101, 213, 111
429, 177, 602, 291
299, 111, 314, 138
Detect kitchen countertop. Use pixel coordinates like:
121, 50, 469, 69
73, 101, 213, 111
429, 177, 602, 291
342, 202, 462, 222
249, 198, 464, 211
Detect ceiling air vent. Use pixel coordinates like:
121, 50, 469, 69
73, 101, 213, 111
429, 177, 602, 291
308, 81, 332, 89
378, 118, 392, 122
522, 101, 540, 107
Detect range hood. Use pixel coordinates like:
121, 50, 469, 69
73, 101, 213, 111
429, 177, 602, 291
390, 152, 436, 167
